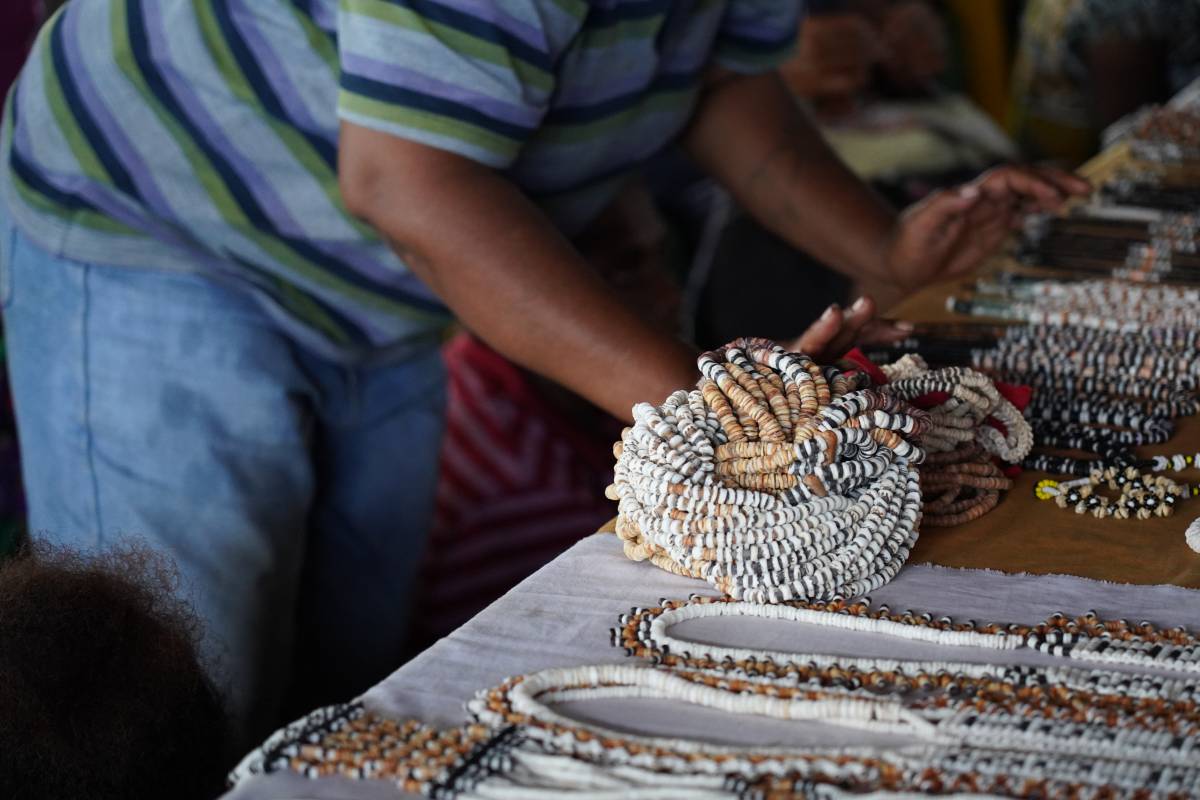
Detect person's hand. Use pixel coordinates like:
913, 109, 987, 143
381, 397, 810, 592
780, 13, 883, 101
877, 0, 948, 90
882, 165, 1092, 292
786, 295, 912, 362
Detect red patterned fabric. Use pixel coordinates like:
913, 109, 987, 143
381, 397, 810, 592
409, 335, 619, 647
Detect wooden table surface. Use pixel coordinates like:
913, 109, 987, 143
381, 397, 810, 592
890, 141, 1200, 589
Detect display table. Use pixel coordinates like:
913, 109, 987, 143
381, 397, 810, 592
225, 95, 1200, 799
875, 138, 1200, 589
887, 275, 1200, 588
223, 533, 1200, 799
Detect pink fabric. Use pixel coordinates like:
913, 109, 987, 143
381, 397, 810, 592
410, 335, 620, 649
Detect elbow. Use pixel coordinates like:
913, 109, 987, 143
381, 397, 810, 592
338, 149, 382, 224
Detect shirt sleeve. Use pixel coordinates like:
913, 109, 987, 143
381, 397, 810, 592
337, 0, 569, 169
714, 0, 804, 74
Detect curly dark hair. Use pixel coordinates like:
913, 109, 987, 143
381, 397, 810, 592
0, 542, 230, 800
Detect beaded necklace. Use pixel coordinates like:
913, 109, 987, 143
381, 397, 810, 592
239, 596, 1200, 798
608, 338, 928, 603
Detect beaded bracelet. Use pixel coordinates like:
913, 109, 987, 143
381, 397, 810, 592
1034, 465, 1194, 521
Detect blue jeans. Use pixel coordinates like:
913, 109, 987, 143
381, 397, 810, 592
0, 223, 446, 743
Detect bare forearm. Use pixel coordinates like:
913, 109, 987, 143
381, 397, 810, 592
339, 126, 696, 420
683, 70, 898, 286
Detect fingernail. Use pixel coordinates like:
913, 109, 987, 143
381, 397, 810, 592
821, 303, 839, 320
958, 185, 980, 200
850, 296, 868, 313
895, 320, 915, 332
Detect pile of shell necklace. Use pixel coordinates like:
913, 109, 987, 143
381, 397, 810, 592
879, 354, 1033, 527
234, 596, 1200, 798
606, 338, 927, 603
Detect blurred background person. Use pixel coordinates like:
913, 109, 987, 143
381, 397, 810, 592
1011, 0, 1200, 165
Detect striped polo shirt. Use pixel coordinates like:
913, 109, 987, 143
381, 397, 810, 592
1, 0, 800, 361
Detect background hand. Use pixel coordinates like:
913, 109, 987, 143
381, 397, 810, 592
883, 165, 1091, 292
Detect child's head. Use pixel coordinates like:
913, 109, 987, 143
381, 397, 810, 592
0, 542, 230, 800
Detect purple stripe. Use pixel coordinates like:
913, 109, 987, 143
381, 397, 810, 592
142, 1, 312, 234
720, 16, 799, 42
15, 122, 208, 252
144, 4, 443, 297
308, 0, 337, 32
311, 239, 444, 303
550, 59, 705, 107
340, 52, 543, 127
422, 0, 547, 52
60, 9, 179, 225
227, 5, 329, 140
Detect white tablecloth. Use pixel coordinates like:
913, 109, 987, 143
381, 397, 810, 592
224, 533, 1200, 799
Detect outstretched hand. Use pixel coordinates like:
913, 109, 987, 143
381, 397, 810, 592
883, 165, 1091, 292
786, 295, 911, 362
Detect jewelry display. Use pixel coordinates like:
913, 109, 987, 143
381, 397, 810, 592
235, 596, 1200, 798
228, 91, 1200, 800
950, 279, 1200, 332
607, 338, 927, 603
866, 321, 1200, 476
1018, 211, 1200, 285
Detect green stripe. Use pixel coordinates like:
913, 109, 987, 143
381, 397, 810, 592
339, 90, 522, 162
9, 170, 142, 235
38, 18, 110, 186
259, 270, 356, 345
537, 87, 695, 145
109, 2, 440, 331
191, 1, 376, 240
346, 1, 554, 93
4, 88, 133, 234
287, 3, 338, 71
543, 0, 588, 20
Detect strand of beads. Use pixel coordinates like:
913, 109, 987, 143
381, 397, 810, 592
950, 279, 1200, 331
876, 355, 1029, 526
607, 338, 928, 602
1017, 211, 1200, 285
241, 596, 1200, 798
615, 595, 1200, 678
1034, 465, 1191, 520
